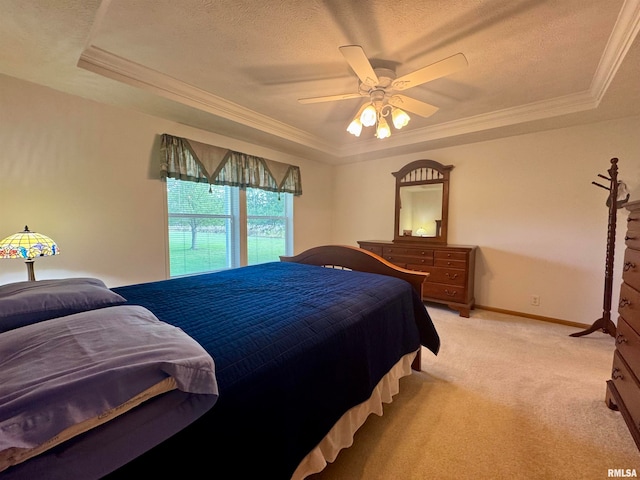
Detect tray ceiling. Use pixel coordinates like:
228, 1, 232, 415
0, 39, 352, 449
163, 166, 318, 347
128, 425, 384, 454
1, 0, 639, 164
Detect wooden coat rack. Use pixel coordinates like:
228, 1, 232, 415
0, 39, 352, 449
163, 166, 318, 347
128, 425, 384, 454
571, 158, 628, 338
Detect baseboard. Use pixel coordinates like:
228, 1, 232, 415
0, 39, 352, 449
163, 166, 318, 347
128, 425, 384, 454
474, 304, 591, 330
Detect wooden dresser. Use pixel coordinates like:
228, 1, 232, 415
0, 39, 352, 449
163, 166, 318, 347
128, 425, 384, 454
606, 199, 640, 450
358, 240, 476, 317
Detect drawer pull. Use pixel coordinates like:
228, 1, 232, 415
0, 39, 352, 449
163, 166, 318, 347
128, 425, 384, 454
626, 235, 637, 241
623, 261, 636, 271
619, 298, 631, 308
445, 272, 459, 280
444, 289, 458, 297
612, 368, 624, 380
629, 217, 638, 222
616, 334, 628, 345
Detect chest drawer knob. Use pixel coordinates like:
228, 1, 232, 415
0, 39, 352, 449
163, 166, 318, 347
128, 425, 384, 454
612, 367, 624, 380
624, 261, 636, 271
616, 334, 628, 345
626, 235, 637, 241
445, 272, 459, 280
619, 298, 631, 308
444, 289, 457, 297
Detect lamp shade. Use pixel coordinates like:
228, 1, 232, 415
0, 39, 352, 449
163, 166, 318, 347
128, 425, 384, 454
360, 104, 377, 127
392, 108, 410, 129
346, 117, 363, 136
376, 117, 391, 139
0, 226, 60, 281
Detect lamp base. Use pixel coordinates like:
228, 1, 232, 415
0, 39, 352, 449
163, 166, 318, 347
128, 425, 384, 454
25, 260, 36, 281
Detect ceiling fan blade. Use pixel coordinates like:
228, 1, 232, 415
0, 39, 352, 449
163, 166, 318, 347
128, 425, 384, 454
298, 93, 363, 104
339, 45, 379, 87
389, 95, 439, 118
391, 53, 468, 91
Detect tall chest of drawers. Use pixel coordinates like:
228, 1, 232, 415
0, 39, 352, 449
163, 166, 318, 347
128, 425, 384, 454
358, 240, 476, 317
606, 199, 640, 450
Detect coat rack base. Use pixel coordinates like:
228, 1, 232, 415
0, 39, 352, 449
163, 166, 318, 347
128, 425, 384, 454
569, 316, 616, 338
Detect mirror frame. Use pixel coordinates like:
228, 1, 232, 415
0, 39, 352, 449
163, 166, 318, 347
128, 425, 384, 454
392, 159, 453, 245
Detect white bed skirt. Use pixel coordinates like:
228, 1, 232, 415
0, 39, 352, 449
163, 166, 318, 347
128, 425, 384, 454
291, 350, 418, 480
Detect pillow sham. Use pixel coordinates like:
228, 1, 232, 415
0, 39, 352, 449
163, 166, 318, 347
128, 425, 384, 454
0, 304, 218, 473
0, 277, 126, 333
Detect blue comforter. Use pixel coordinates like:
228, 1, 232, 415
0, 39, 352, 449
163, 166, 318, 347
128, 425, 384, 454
109, 261, 439, 478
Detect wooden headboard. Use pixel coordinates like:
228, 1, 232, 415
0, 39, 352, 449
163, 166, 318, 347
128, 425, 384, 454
280, 244, 429, 296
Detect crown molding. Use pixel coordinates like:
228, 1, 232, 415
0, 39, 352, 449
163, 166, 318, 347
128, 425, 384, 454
338, 90, 599, 157
590, 0, 640, 101
78, 45, 340, 156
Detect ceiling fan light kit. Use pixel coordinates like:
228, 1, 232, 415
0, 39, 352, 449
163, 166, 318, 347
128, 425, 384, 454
299, 45, 468, 140
346, 100, 409, 139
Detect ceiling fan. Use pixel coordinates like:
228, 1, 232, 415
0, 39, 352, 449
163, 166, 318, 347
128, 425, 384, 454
298, 45, 468, 139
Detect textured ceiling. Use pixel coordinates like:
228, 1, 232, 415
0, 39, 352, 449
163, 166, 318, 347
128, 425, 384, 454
1, 0, 639, 164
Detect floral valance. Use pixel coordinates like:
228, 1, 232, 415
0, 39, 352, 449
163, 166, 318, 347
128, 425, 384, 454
160, 133, 302, 196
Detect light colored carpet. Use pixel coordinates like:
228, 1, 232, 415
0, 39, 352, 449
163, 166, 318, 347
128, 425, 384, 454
309, 306, 640, 480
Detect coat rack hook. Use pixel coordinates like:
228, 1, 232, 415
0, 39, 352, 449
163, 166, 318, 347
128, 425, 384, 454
592, 181, 610, 191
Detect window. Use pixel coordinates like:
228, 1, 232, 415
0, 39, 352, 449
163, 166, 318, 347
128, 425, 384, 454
166, 178, 293, 277
246, 187, 293, 265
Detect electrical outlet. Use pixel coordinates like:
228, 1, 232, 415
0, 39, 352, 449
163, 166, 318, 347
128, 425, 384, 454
531, 295, 540, 306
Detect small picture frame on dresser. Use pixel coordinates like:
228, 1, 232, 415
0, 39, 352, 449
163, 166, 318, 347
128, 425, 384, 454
403, 230, 412, 236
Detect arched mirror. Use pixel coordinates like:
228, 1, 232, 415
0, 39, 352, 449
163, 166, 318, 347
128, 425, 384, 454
393, 159, 453, 244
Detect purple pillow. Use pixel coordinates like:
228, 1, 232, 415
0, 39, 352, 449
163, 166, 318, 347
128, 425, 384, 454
0, 278, 126, 333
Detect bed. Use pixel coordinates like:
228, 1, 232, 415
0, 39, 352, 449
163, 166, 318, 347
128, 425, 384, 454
0, 245, 439, 479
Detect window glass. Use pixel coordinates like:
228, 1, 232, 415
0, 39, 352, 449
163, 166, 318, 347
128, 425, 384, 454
246, 188, 293, 265
166, 179, 292, 276
166, 178, 237, 276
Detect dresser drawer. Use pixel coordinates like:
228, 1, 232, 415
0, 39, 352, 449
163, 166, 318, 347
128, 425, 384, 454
406, 263, 432, 273
384, 254, 432, 267
359, 243, 383, 257
619, 282, 640, 334
617, 317, 640, 376
383, 246, 434, 268
383, 246, 434, 258
434, 258, 466, 268
424, 266, 466, 286
626, 212, 640, 250
623, 248, 640, 292
610, 351, 640, 429
434, 250, 468, 262
422, 282, 466, 302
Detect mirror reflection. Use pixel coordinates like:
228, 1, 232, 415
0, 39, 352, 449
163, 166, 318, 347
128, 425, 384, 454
399, 184, 443, 237
393, 159, 452, 244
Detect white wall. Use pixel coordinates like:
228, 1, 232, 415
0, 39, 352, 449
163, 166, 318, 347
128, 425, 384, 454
332, 116, 640, 324
0, 74, 334, 287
